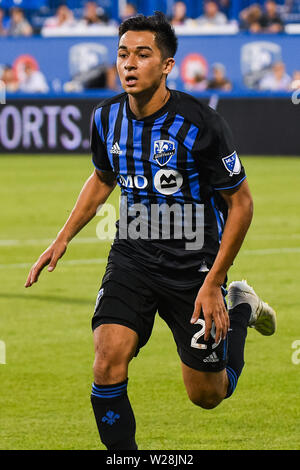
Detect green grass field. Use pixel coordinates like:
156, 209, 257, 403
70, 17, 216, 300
0, 155, 299, 450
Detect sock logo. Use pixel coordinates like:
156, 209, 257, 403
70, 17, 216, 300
102, 410, 120, 426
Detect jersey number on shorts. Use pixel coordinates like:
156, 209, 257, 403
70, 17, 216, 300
191, 319, 221, 350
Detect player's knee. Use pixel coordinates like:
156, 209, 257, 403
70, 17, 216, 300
93, 347, 129, 384
188, 389, 224, 409
93, 356, 128, 384
92, 324, 138, 384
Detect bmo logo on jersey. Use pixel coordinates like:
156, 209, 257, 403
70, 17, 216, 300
154, 169, 183, 195
118, 170, 183, 195
119, 174, 148, 189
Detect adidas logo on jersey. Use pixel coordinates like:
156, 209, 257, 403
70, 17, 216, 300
203, 352, 219, 363
110, 142, 122, 155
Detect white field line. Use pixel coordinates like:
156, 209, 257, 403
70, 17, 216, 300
0, 248, 299, 270
0, 237, 100, 247
0, 258, 107, 269
243, 247, 300, 255
1, 234, 300, 248
250, 234, 300, 240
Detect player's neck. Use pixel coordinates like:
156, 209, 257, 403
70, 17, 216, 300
128, 84, 170, 120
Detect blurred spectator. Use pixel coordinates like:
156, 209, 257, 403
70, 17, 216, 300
0, 8, 8, 36
1, 65, 19, 92
283, 0, 294, 14
7, 7, 33, 37
197, 1, 228, 27
191, 75, 207, 90
169, 1, 189, 26
219, 0, 231, 16
259, 0, 284, 33
289, 70, 300, 90
42, 5, 77, 32
79, 1, 109, 27
19, 61, 49, 93
64, 64, 119, 92
259, 61, 291, 90
186, 72, 208, 91
207, 63, 232, 91
120, 3, 137, 22
239, 4, 263, 32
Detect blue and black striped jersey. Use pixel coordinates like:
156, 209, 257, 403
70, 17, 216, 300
91, 90, 246, 287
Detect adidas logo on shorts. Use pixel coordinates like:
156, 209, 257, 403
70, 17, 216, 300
203, 352, 219, 363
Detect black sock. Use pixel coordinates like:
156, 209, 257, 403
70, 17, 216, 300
225, 303, 251, 398
90, 379, 138, 450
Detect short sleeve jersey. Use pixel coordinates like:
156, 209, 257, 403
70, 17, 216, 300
91, 90, 246, 287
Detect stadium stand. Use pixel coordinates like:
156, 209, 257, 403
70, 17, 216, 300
0, 0, 299, 28
0, 1, 299, 154
0, 1, 299, 93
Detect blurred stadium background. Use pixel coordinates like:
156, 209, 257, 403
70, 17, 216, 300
0, 0, 299, 451
0, 0, 299, 154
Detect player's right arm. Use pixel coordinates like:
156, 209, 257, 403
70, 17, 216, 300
24, 169, 116, 288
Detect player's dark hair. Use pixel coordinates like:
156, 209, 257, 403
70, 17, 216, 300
119, 11, 178, 60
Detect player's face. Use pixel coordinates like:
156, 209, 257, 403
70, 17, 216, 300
117, 30, 174, 96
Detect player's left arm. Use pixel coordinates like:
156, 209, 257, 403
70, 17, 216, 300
191, 178, 253, 343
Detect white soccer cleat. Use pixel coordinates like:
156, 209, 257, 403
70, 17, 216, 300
227, 280, 277, 336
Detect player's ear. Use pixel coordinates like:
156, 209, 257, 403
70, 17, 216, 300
163, 57, 175, 76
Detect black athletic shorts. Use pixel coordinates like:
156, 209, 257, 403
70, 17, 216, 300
92, 258, 228, 373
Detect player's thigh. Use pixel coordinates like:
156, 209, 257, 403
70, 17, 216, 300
91, 261, 157, 381
93, 323, 139, 362
93, 323, 138, 372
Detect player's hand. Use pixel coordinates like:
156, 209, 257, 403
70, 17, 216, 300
190, 280, 229, 344
24, 239, 68, 288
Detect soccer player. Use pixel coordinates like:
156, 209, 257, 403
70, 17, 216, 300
25, 12, 276, 450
